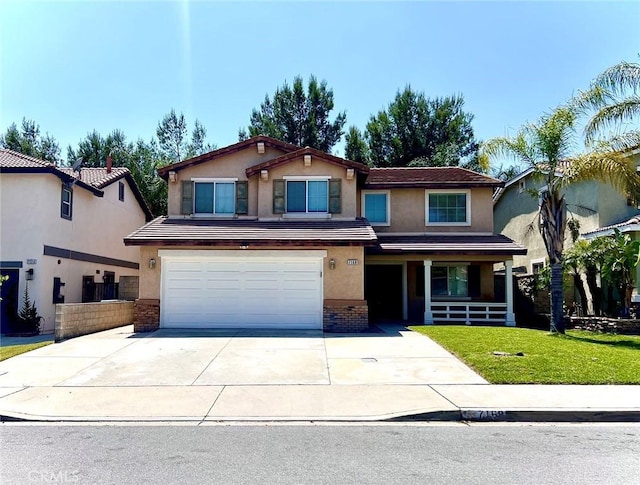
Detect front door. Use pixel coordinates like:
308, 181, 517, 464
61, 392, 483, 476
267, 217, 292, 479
365, 264, 403, 322
0, 269, 20, 333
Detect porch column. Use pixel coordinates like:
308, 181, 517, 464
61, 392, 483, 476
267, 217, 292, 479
424, 260, 434, 325
505, 260, 516, 327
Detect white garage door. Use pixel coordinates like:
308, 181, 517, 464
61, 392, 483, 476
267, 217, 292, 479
160, 250, 325, 329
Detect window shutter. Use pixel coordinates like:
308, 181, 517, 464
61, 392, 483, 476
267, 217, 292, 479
273, 179, 285, 214
235, 181, 248, 215
329, 179, 342, 214
181, 180, 193, 215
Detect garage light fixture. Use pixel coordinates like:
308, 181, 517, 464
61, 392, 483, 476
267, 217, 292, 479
149, 258, 156, 269
329, 258, 336, 270
168, 171, 177, 183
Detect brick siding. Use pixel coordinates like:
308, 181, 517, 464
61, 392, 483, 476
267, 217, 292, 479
323, 299, 369, 332
134, 298, 160, 332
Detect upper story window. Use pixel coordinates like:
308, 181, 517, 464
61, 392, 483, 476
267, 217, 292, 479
60, 184, 72, 220
362, 191, 390, 226
181, 178, 248, 216
118, 181, 125, 201
273, 176, 342, 217
426, 190, 470, 225
194, 180, 235, 215
286, 179, 328, 213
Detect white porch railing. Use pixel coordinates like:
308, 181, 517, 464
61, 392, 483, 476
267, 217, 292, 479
431, 302, 507, 325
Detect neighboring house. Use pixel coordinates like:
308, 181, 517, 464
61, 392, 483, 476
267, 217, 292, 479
0, 149, 153, 333
582, 215, 640, 305
125, 136, 525, 332
493, 151, 640, 304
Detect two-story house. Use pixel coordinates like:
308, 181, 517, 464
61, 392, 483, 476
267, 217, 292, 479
0, 149, 152, 333
125, 136, 525, 332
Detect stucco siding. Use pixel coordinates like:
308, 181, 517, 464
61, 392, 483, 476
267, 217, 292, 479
257, 158, 358, 219
365, 186, 494, 233
1, 172, 147, 333
166, 146, 288, 217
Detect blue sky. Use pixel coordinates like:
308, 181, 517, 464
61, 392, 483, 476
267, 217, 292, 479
1, 1, 639, 163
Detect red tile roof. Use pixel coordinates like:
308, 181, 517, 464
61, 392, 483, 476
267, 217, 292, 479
125, 217, 378, 247
370, 234, 527, 256
0, 149, 53, 168
58, 167, 130, 188
246, 147, 369, 177
365, 167, 503, 188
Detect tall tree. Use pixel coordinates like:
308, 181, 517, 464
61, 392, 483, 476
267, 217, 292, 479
126, 138, 169, 216
156, 109, 214, 163
344, 126, 370, 164
484, 106, 640, 333
67, 129, 129, 168
364, 87, 478, 167
573, 59, 640, 150
242, 75, 346, 152
1, 118, 61, 164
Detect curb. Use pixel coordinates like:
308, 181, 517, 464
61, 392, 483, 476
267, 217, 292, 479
3, 409, 640, 424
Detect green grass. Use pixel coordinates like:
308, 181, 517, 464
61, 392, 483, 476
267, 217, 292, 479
0, 342, 52, 362
409, 326, 640, 384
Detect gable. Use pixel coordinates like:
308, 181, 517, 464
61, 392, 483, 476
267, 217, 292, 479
157, 136, 301, 180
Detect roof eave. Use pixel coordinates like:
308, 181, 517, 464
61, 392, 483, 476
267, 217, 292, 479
0, 166, 104, 196
124, 238, 378, 247
157, 136, 301, 180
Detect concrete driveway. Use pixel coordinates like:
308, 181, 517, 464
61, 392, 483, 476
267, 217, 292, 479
0, 325, 486, 388
0, 324, 489, 421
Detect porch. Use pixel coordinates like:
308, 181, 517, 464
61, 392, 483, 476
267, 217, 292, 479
365, 234, 527, 326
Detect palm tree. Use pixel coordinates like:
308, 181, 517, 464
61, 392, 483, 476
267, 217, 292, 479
573, 59, 640, 150
484, 107, 640, 333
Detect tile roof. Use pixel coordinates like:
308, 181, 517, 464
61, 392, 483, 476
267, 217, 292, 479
1, 149, 153, 220
369, 234, 527, 256
58, 167, 130, 188
582, 215, 640, 238
246, 147, 370, 177
365, 167, 503, 188
125, 217, 378, 247
0, 149, 53, 168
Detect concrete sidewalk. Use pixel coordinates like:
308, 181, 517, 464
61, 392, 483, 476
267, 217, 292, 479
0, 325, 638, 422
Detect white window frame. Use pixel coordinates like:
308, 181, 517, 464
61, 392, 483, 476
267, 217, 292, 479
282, 176, 331, 215
191, 178, 238, 217
425, 189, 471, 226
431, 263, 470, 298
361, 190, 390, 226
531, 258, 546, 275
518, 179, 526, 193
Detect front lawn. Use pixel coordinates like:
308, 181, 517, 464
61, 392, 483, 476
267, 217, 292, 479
409, 326, 640, 384
0, 342, 52, 362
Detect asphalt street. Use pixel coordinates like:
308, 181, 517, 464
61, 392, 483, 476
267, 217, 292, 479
1, 423, 638, 485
